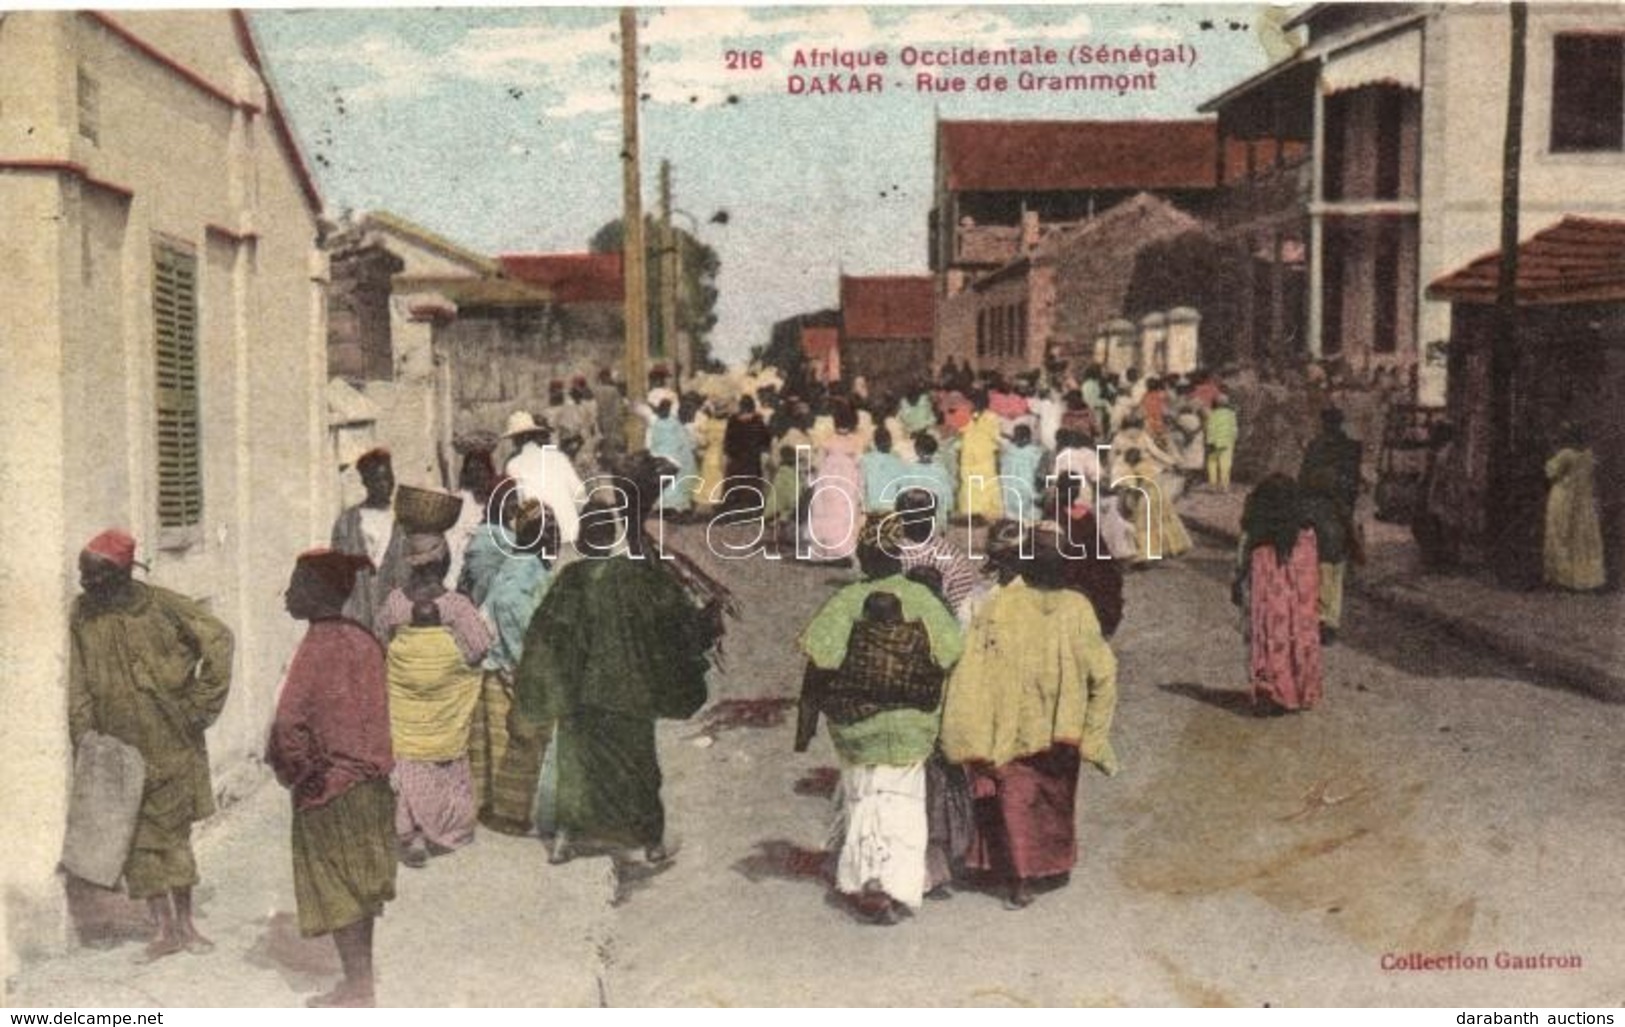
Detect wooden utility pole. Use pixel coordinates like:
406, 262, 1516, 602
659, 159, 681, 392
620, 8, 649, 433
1491, 1, 1530, 583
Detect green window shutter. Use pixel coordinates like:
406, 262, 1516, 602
154, 245, 202, 529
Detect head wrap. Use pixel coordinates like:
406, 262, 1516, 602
986, 520, 1070, 587
356, 447, 392, 474
296, 548, 373, 599
404, 532, 450, 568
83, 529, 138, 570
1242, 475, 1308, 562
856, 516, 906, 570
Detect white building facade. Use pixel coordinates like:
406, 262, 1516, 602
0, 11, 331, 971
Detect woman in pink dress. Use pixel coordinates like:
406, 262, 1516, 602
1236, 475, 1323, 714
806, 402, 866, 565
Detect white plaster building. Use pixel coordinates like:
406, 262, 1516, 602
0, 11, 331, 971
1203, 3, 1625, 404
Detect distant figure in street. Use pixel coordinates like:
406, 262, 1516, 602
764, 443, 806, 553
376, 533, 492, 867
643, 398, 697, 516
796, 517, 964, 923
694, 399, 729, 514
505, 411, 586, 549
998, 424, 1043, 525
940, 523, 1119, 910
444, 449, 496, 593
1298, 407, 1362, 645
893, 489, 991, 624
722, 395, 774, 512
1052, 473, 1126, 639
456, 475, 519, 608
1205, 395, 1239, 493
859, 425, 911, 514
70, 529, 234, 962
1237, 476, 1324, 715
1118, 446, 1193, 568
956, 392, 1005, 524
1543, 423, 1606, 592
516, 500, 711, 866
908, 432, 957, 529
331, 447, 409, 633
592, 368, 627, 466
474, 503, 557, 835
569, 376, 601, 479
806, 401, 867, 565
269, 549, 395, 1007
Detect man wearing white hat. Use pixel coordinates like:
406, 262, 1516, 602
503, 411, 585, 549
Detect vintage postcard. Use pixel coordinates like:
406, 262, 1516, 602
4, 2, 1624, 1010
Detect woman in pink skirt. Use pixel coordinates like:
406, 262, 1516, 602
1236, 475, 1323, 714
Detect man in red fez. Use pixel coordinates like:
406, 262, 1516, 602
68, 529, 234, 961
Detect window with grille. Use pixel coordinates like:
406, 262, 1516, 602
153, 245, 202, 531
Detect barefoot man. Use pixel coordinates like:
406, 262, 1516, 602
68, 529, 234, 960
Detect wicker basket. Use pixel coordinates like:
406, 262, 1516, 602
395, 485, 464, 534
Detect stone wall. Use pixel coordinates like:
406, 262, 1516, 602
438, 302, 625, 439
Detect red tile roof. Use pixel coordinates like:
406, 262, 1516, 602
498, 253, 624, 304
1427, 217, 1625, 306
840, 275, 935, 340
939, 119, 1219, 193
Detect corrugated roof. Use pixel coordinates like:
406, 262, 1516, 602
938, 119, 1218, 193
840, 275, 935, 340
1427, 217, 1625, 306
499, 253, 624, 304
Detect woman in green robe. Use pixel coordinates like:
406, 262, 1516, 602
514, 497, 711, 864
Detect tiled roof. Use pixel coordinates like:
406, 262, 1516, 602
938, 119, 1219, 193
1427, 217, 1625, 306
840, 275, 935, 340
499, 253, 624, 304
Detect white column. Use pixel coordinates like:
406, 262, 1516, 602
1308, 75, 1327, 361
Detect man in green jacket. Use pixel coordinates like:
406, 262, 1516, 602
69, 529, 234, 961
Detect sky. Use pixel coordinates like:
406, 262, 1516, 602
253, 5, 1286, 366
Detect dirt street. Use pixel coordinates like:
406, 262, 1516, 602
11, 526, 1625, 1007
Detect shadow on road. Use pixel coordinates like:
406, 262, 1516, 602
243, 912, 338, 992
731, 839, 830, 886
688, 697, 797, 740
792, 766, 839, 799
1159, 681, 1258, 718
62, 874, 155, 951
611, 853, 677, 907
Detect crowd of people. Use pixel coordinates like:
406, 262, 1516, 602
60, 354, 1613, 1002
623, 363, 1244, 571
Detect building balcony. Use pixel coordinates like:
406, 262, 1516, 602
1214, 154, 1314, 231
953, 224, 1024, 268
